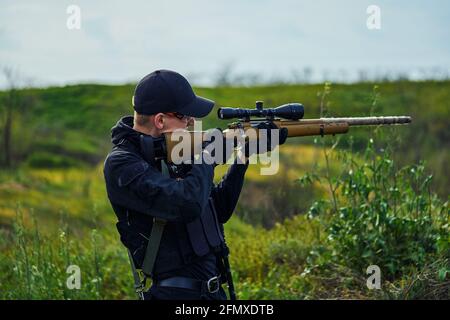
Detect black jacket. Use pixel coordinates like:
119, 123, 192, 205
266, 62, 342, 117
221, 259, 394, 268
103, 116, 248, 279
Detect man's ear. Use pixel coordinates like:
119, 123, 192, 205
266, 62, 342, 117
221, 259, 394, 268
153, 113, 165, 129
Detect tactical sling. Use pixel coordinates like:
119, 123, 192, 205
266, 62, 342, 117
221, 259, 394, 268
127, 160, 169, 300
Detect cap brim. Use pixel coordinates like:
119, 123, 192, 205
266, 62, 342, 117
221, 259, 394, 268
177, 96, 215, 118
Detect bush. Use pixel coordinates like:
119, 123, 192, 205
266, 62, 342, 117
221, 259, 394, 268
300, 137, 449, 287
26, 152, 80, 168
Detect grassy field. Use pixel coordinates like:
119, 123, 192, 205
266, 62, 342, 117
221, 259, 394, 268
0, 80, 448, 299
1, 80, 448, 194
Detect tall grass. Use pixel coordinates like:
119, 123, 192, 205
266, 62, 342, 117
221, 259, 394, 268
0, 82, 448, 299
1, 139, 447, 299
1, 205, 134, 299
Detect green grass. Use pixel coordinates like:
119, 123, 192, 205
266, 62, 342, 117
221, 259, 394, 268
0, 81, 449, 299
0, 141, 448, 299
1, 80, 449, 194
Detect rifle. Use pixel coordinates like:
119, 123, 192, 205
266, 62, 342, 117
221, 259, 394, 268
162, 101, 411, 163
218, 101, 411, 137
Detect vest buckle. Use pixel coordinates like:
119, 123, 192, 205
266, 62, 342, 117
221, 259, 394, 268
207, 276, 220, 293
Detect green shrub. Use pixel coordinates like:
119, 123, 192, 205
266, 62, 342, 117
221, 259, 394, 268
300, 138, 449, 285
26, 152, 80, 168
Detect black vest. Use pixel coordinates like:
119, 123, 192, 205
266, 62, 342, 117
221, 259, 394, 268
112, 161, 225, 276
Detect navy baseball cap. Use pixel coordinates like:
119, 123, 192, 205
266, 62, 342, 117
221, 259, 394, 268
132, 70, 215, 117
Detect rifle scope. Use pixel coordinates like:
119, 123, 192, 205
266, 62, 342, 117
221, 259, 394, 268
218, 102, 304, 120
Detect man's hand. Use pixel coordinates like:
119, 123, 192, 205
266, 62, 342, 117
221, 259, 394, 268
201, 128, 234, 166
244, 121, 288, 157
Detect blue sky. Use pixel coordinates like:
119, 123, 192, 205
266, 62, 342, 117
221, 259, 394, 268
1, 0, 449, 87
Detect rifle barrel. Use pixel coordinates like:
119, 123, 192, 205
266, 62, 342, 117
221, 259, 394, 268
247, 116, 412, 127
318, 116, 412, 126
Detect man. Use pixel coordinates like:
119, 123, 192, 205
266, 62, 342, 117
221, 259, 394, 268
103, 70, 286, 300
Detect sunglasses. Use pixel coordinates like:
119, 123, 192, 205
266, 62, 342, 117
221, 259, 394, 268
165, 112, 193, 121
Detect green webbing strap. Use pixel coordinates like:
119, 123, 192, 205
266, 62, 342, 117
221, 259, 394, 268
127, 249, 145, 299
142, 217, 167, 276
160, 158, 170, 176
142, 160, 169, 276
127, 160, 169, 299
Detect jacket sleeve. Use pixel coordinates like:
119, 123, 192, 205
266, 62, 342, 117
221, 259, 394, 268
211, 159, 249, 224
105, 152, 215, 223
